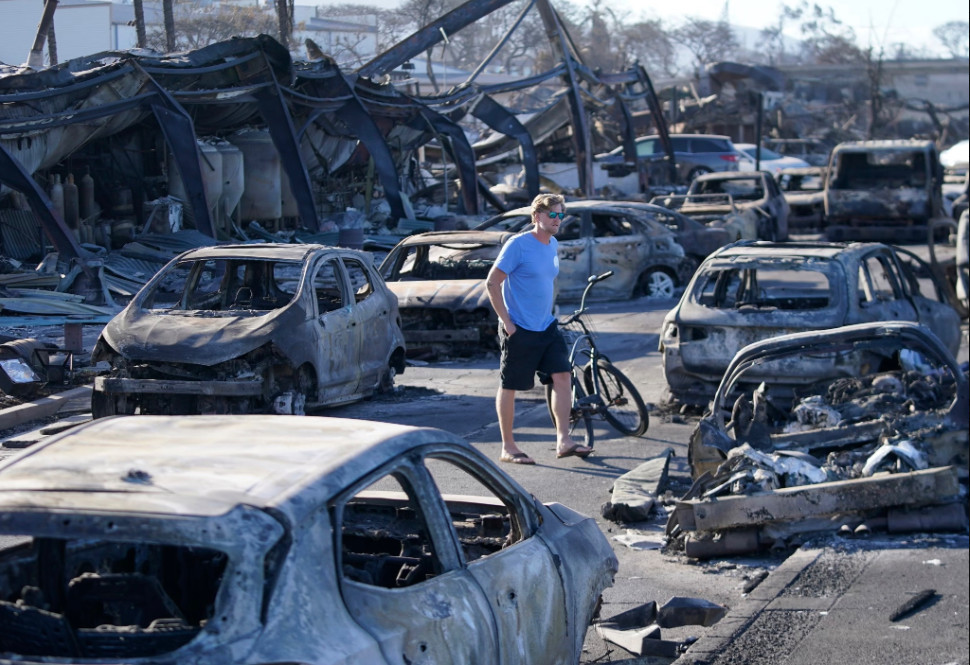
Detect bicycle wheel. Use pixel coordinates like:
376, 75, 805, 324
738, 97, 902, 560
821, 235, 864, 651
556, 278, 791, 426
544, 376, 595, 449
583, 359, 649, 437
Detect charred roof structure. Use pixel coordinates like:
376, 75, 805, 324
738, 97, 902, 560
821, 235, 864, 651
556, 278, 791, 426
0, 0, 674, 301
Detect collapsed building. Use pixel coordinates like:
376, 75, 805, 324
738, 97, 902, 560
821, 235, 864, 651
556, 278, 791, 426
0, 0, 681, 313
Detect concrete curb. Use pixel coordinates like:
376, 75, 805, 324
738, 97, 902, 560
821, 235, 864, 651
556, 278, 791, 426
672, 547, 823, 665
0, 385, 92, 431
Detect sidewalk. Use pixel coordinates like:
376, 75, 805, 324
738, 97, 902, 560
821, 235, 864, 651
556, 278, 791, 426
675, 533, 970, 665
0, 385, 92, 432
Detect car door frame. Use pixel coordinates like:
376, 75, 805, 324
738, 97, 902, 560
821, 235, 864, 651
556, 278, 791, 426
338, 254, 393, 392
418, 446, 574, 665
586, 210, 647, 299
307, 253, 363, 400
554, 210, 593, 301
330, 453, 501, 665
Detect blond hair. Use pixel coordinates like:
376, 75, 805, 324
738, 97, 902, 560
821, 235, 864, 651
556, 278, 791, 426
531, 193, 565, 224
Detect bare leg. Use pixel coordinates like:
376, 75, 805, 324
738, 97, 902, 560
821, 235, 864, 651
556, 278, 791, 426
551, 371, 591, 456
497, 387, 525, 458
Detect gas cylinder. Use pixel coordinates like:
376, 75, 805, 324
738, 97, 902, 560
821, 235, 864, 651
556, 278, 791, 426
64, 173, 79, 232
80, 167, 97, 220
49, 174, 64, 222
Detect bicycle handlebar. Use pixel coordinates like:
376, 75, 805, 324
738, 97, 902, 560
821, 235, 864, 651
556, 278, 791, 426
587, 270, 614, 284
561, 271, 614, 324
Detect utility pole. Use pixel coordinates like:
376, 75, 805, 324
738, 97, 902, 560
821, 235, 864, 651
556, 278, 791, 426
133, 0, 147, 48
275, 0, 292, 50
163, 0, 175, 52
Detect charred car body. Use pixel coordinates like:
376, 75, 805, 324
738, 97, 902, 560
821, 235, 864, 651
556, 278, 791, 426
91, 244, 406, 417
682, 171, 790, 241
776, 166, 827, 230
379, 230, 515, 353
477, 200, 693, 301
660, 241, 962, 406
0, 415, 617, 664
824, 140, 947, 242
673, 322, 968, 558
594, 201, 734, 269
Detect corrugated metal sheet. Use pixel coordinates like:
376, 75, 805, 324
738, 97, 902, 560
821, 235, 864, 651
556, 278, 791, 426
0, 210, 43, 261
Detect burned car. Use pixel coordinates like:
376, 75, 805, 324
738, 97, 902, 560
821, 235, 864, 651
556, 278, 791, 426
596, 200, 734, 269
91, 244, 406, 417
682, 171, 790, 241
477, 199, 693, 300
776, 166, 827, 230
0, 414, 617, 664
823, 139, 947, 242
672, 322, 968, 558
660, 241, 962, 406
378, 230, 514, 353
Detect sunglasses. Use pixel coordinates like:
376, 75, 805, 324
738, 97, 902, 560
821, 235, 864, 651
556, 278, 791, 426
546, 211, 566, 219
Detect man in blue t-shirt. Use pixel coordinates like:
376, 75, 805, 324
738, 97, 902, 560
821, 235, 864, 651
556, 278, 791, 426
485, 193, 592, 465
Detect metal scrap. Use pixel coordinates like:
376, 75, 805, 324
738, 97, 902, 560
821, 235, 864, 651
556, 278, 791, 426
671, 322, 968, 558
602, 449, 673, 523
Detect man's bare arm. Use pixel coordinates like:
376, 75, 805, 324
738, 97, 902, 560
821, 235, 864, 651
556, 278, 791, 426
485, 266, 516, 335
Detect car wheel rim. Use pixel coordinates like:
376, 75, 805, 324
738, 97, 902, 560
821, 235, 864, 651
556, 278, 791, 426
646, 272, 674, 298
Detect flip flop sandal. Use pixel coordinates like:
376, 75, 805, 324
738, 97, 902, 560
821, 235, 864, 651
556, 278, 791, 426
557, 444, 592, 459
500, 452, 536, 465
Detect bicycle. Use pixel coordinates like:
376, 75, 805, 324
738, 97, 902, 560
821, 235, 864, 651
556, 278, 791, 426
544, 271, 649, 450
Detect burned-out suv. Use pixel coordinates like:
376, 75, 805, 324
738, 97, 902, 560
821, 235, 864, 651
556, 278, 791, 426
660, 240, 962, 406
824, 139, 947, 241
596, 133, 740, 185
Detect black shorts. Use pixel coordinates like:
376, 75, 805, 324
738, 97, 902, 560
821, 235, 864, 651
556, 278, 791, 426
499, 321, 571, 391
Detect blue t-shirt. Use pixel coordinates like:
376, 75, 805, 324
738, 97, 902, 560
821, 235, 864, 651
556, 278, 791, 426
494, 231, 559, 331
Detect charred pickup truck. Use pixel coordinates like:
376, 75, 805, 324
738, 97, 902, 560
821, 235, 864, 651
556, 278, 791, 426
91, 244, 407, 417
651, 171, 790, 242
824, 139, 948, 242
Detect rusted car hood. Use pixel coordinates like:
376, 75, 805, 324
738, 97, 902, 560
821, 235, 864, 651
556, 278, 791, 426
386, 279, 490, 310
100, 305, 304, 366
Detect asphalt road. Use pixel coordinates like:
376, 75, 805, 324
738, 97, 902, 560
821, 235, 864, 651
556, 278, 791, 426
322, 285, 969, 665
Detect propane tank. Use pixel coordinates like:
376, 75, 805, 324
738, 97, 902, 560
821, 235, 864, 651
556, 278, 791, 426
80, 167, 97, 220
49, 174, 64, 222
64, 173, 80, 234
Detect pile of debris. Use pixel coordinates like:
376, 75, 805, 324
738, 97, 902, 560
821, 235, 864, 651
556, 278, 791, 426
666, 322, 969, 559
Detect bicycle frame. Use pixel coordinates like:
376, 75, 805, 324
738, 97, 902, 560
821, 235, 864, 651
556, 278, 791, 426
560, 272, 613, 423
553, 270, 650, 442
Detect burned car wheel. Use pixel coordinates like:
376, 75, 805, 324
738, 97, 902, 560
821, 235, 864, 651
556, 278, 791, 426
638, 269, 676, 299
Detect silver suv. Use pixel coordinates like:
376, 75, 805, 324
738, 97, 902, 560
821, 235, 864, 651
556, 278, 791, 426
597, 133, 740, 185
